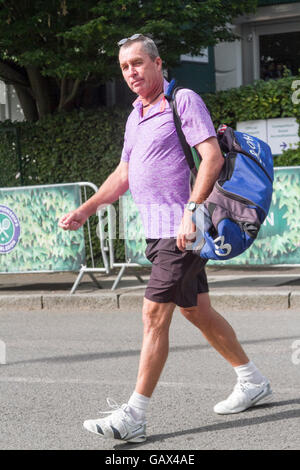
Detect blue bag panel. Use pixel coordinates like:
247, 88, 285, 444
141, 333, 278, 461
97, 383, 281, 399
222, 152, 273, 216
235, 131, 274, 182
194, 218, 255, 260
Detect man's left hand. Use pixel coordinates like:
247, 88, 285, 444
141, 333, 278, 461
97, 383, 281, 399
176, 209, 196, 252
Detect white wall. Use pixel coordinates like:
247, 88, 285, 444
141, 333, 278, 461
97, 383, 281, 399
0, 81, 24, 122
8, 85, 24, 122
214, 33, 242, 91
214, 3, 300, 91
0, 81, 6, 121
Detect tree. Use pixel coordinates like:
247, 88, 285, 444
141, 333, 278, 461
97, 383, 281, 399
0, 0, 257, 121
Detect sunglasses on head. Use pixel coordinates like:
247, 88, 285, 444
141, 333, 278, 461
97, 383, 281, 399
117, 33, 143, 46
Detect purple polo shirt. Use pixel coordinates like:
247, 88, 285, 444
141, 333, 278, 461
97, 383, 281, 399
121, 79, 216, 238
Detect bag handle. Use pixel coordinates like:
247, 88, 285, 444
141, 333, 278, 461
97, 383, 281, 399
165, 79, 198, 175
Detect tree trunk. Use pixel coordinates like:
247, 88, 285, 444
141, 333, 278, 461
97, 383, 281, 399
26, 66, 52, 119
59, 77, 81, 111
14, 84, 39, 122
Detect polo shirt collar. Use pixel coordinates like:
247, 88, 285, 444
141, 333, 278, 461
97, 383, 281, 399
132, 78, 169, 110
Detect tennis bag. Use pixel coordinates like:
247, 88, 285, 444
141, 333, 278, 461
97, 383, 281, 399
165, 82, 274, 261
193, 124, 274, 260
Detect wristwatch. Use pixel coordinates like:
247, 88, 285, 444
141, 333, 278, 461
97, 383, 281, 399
186, 201, 197, 212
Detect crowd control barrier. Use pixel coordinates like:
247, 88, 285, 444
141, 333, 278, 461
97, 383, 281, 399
106, 193, 147, 291
111, 166, 300, 288
0, 182, 111, 293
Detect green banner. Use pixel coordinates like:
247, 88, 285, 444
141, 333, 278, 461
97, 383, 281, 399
0, 184, 86, 273
121, 190, 151, 265
122, 167, 300, 266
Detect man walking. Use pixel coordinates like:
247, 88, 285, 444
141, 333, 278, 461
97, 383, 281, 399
59, 35, 272, 443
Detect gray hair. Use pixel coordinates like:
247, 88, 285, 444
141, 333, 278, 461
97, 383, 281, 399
120, 35, 159, 61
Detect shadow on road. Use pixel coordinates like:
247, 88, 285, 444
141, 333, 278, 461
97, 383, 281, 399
6, 334, 300, 366
114, 402, 300, 449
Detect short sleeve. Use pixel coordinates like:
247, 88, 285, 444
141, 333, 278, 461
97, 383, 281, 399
121, 128, 130, 162
121, 137, 130, 162
176, 89, 216, 147
120, 116, 133, 163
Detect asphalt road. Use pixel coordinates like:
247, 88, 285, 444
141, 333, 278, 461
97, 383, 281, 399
0, 306, 299, 450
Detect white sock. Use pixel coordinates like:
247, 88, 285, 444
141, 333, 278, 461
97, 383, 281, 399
127, 391, 150, 422
234, 361, 264, 385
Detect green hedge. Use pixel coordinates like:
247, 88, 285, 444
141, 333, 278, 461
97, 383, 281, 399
0, 76, 299, 266
0, 107, 130, 265
203, 76, 300, 165
203, 76, 299, 127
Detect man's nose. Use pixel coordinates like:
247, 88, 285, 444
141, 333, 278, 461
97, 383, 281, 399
128, 65, 137, 76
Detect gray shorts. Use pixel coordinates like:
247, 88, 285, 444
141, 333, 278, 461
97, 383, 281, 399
144, 238, 208, 308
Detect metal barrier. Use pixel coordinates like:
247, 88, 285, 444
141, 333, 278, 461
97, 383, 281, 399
3, 167, 299, 294
72, 198, 145, 292
108, 191, 147, 290
0, 182, 110, 294
108, 167, 300, 290
70, 193, 114, 294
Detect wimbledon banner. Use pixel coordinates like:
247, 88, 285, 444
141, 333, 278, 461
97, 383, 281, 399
0, 184, 85, 273
121, 166, 300, 266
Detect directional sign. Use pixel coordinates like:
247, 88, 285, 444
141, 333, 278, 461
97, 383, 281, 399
236, 120, 267, 142
267, 118, 299, 155
237, 117, 299, 155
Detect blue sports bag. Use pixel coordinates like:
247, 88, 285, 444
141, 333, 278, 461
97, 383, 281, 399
165, 82, 274, 261
192, 124, 274, 260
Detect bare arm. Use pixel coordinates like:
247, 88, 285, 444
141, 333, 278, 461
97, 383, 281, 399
58, 161, 129, 230
190, 136, 224, 204
177, 136, 224, 251
78, 161, 129, 217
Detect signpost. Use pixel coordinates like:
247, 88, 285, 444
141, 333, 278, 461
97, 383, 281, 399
237, 120, 267, 142
267, 118, 299, 155
237, 117, 299, 155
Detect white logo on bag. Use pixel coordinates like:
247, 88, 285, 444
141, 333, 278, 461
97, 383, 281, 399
242, 133, 264, 167
214, 236, 232, 256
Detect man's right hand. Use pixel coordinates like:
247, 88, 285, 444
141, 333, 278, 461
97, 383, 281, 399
58, 209, 88, 231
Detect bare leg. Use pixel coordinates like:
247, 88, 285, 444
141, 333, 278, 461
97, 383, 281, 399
135, 297, 176, 397
180, 292, 249, 367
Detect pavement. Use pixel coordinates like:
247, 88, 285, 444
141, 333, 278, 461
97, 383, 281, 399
1, 265, 300, 450
0, 264, 300, 311
0, 306, 299, 450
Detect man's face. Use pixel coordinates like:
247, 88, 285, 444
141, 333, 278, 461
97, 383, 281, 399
119, 42, 162, 98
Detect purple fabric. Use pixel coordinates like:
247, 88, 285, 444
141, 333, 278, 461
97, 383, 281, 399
121, 79, 216, 238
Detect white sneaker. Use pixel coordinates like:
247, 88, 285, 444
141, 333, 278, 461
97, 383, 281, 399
83, 398, 147, 443
214, 379, 272, 414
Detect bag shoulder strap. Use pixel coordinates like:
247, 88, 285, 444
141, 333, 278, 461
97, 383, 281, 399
164, 79, 197, 175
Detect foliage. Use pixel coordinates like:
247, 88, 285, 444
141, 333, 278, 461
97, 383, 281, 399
0, 107, 129, 265
203, 75, 300, 166
1, 74, 299, 266
210, 169, 300, 265
203, 76, 299, 130
0, 0, 257, 120
0, 185, 85, 272
121, 190, 150, 264
274, 146, 300, 167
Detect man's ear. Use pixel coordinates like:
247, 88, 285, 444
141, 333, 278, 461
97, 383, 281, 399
155, 56, 163, 70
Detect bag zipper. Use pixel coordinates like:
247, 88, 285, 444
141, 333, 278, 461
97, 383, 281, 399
215, 182, 259, 207
236, 149, 273, 184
